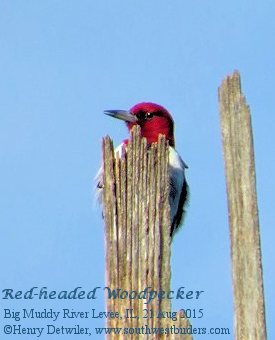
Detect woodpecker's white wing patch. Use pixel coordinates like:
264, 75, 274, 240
168, 147, 188, 235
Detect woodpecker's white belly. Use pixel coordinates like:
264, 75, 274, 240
96, 143, 188, 235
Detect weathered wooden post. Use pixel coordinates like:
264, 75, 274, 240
102, 126, 192, 339
219, 71, 267, 339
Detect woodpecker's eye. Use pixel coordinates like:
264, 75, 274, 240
135, 110, 153, 121
145, 112, 153, 119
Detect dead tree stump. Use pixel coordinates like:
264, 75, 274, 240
219, 71, 267, 340
102, 126, 192, 339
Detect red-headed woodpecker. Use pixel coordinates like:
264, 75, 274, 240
97, 102, 188, 237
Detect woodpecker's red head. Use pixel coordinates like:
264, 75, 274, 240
104, 102, 175, 146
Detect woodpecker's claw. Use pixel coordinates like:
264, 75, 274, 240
104, 110, 137, 123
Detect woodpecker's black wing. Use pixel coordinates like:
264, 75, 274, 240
170, 178, 189, 236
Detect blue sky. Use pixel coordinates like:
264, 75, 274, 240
0, 1, 274, 338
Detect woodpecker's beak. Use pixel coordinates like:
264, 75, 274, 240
104, 110, 137, 123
